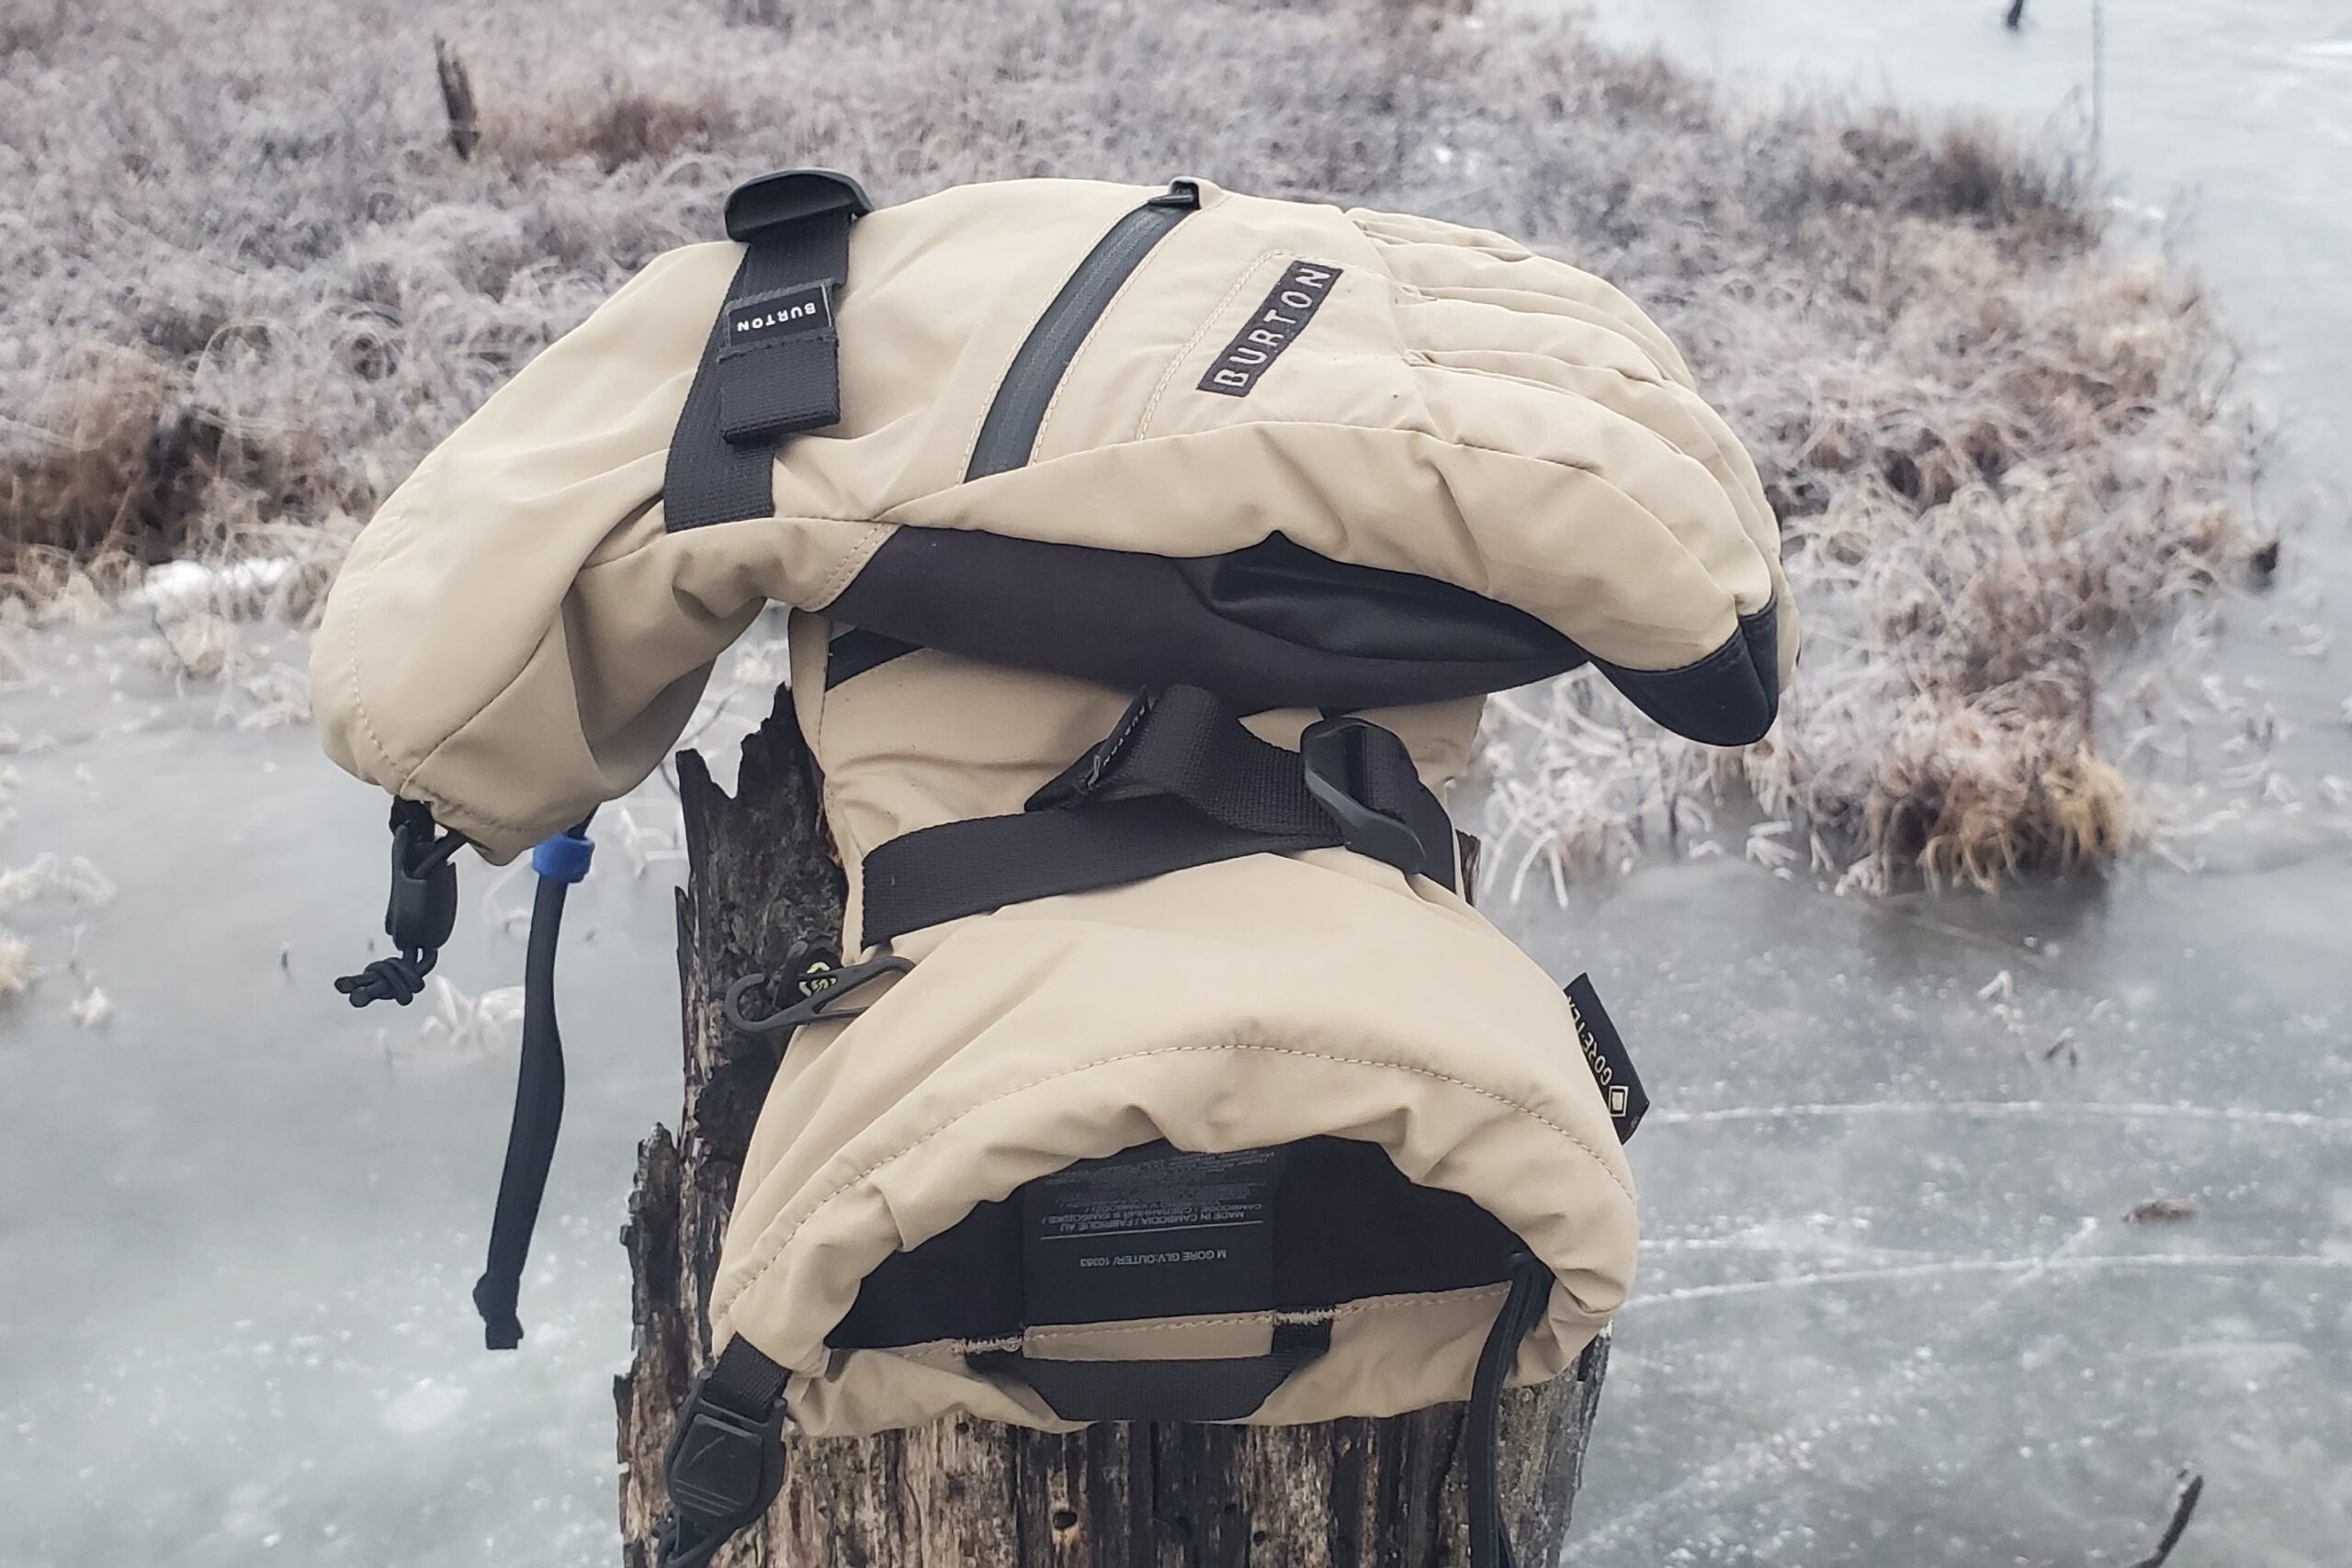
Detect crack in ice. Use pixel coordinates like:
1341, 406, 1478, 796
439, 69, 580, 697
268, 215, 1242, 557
1646, 1100, 2352, 1134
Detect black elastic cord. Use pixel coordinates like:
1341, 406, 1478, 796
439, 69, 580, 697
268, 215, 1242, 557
472, 818, 594, 1350
1468, 1254, 1556, 1568
333, 945, 439, 1007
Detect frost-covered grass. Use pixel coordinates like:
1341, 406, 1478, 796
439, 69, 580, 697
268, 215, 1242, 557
0, 0, 2263, 889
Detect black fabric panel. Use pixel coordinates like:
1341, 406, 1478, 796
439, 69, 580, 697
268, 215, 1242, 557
824, 627, 921, 687
825, 1137, 1521, 1350
1173, 534, 1567, 664
1270, 1137, 1520, 1311
829, 527, 1787, 746
1739, 600, 1781, 702
1589, 596, 1783, 746
830, 1195, 1023, 1347
826, 528, 1580, 713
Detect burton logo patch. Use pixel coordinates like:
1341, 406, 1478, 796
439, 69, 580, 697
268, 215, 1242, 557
1198, 260, 1342, 397
726, 282, 833, 350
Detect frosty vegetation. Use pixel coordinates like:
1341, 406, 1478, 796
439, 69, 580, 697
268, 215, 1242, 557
0, 0, 2264, 897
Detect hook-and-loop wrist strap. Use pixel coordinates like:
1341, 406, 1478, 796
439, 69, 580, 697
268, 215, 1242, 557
857, 684, 1457, 949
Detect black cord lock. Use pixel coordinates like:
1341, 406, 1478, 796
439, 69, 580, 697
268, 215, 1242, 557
334, 799, 466, 1009
384, 800, 461, 953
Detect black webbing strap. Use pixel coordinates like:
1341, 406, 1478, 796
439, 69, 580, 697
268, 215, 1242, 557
656, 1338, 792, 1568
664, 168, 871, 531
968, 1320, 1332, 1423
1467, 1255, 1557, 1568
471, 818, 594, 1350
858, 685, 1456, 948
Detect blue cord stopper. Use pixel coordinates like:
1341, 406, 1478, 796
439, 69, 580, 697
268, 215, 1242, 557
530, 829, 594, 885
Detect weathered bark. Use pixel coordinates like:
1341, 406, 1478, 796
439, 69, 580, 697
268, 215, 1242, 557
616, 684, 1611, 1566
430, 36, 480, 161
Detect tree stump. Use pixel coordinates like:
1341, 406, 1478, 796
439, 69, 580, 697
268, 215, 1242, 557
615, 684, 1611, 1566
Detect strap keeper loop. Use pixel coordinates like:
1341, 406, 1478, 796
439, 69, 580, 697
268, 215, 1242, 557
1027, 689, 1159, 811
724, 166, 873, 241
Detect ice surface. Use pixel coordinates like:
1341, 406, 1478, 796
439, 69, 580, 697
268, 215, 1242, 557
0, 627, 758, 1567
5, 633, 2343, 1567
4, 3, 2348, 1562
1511, 865, 2352, 1567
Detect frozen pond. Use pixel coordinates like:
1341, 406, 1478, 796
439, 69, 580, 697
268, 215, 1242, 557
4, 3, 2349, 1563
1563, 2, 2352, 1563
1528, 864, 2352, 1566
0, 628, 711, 1564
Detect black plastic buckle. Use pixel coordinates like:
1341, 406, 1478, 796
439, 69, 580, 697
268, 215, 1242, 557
724, 167, 873, 242
1299, 716, 1431, 878
722, 948, 912, 1037
657, 1383, 786, 1566
383, 800, 458, 953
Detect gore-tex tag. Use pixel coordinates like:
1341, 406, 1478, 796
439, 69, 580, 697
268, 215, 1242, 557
1023, 1143, 1284, 1325
723, 281, 834, 352
1197, 260, 1342, 397
1566, 974, 1647, 1142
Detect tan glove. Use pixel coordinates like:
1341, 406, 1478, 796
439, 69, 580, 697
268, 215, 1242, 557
314, 176, 1792, 859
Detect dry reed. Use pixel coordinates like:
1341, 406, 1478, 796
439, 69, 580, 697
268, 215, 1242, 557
0, 0, 2264, 888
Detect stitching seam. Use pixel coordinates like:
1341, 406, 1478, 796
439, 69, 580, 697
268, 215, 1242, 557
810, 521, 894, 607
1134, 247, 1284, 441
1014, 1289, 1510, 1341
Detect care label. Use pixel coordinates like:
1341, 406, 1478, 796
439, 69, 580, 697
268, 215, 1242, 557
1023, 1143, 1285, 1325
